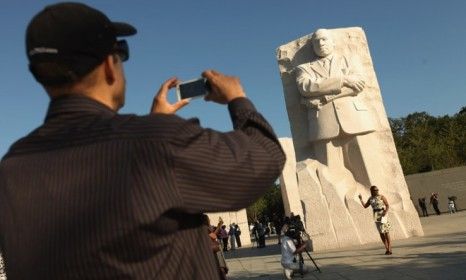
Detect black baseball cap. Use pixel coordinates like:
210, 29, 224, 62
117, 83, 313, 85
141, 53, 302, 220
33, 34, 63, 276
26, 2, 137, 85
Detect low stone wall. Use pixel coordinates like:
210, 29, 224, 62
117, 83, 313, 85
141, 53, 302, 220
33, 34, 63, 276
406, 166, 466, 215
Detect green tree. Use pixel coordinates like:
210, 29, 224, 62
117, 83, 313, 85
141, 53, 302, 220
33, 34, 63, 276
246, 196, 267, 222
246, 183, 284, 224
390, 107, 466, 175
453, 108, 466, 162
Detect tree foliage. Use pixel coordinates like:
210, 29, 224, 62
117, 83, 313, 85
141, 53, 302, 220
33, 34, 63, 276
246, 183, 284, 224
389, 107, 466, 175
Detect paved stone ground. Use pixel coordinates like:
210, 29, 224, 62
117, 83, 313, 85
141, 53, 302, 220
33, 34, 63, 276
225, 211, 466, 280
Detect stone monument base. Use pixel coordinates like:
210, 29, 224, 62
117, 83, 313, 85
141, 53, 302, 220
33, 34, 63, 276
297, 158, 423, 251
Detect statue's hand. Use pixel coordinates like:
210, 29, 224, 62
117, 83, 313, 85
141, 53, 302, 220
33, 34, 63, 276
343, 75, 365, 92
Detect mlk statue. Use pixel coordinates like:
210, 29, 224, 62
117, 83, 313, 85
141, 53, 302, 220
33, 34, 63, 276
295, 29, 377, 201
276, 27, 423, 251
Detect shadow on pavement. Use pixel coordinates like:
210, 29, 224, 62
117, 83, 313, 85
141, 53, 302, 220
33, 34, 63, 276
224, 243, 281, 259
227, 214, 466, 279
305, 250, 466, 280
229, 249, 466, 280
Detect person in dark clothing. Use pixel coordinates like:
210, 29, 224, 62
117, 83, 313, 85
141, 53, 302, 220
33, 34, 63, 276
219, 225, 229, 252
0, 3, 285, 279
430, 192, 441, 215
228, 224, 236, 250
252, 221, 266, 248
276, 215, 288, 244
418, 197, 429, 217
234, 224, 242, 248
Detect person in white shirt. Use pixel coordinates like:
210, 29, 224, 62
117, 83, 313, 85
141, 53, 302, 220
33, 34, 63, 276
448, 197, 456, 214
280, 224, 309, 279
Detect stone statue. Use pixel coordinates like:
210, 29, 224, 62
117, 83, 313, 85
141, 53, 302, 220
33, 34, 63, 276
296, 29, 375, 141
294, 29, 377, 201
276, 27, 423, 251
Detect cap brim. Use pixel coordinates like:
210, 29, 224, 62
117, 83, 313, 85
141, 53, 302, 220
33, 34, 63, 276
113, 22, 137, 36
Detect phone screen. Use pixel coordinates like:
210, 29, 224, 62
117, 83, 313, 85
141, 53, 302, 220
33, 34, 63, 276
178, 78, 208, 100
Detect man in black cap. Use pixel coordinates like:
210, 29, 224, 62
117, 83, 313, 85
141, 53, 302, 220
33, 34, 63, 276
0, 2, 285, 279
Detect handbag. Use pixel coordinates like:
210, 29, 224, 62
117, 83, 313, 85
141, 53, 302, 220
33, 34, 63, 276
380, 216, 388, 224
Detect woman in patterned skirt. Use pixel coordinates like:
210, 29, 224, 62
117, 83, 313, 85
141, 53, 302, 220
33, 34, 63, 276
358, 185, 393, 255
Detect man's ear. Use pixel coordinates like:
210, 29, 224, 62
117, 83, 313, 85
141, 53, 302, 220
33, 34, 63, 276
103, 55, 117, 85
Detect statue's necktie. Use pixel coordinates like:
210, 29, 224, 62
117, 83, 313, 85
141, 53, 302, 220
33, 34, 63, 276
322, 58, 330, 74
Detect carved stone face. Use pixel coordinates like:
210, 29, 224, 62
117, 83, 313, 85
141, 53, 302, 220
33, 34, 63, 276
312, 29, 334, 58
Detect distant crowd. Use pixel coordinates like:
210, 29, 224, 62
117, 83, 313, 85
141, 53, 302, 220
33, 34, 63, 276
417, 192, 459, 216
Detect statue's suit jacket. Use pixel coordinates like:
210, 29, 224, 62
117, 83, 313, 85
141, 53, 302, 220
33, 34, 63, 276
295, 54, 376, 142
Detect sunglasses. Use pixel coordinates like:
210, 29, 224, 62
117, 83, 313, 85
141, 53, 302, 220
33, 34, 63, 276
113, 40, 129, 62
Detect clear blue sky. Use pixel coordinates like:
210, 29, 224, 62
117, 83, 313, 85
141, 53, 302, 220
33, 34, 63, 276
1, 0, 465, 157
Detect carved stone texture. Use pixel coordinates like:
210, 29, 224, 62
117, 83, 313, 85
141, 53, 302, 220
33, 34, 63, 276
278, 138, 304, 219
277, 27, 423, 251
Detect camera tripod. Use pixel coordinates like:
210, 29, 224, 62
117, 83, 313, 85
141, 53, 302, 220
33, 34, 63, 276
297, 247, 321, 275
293, 233, 321, 276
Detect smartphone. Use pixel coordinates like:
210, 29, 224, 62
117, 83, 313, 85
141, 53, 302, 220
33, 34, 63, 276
176, 78, 210, 101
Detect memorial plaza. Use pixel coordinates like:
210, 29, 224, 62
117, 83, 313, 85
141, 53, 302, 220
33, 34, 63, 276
225, 210, 466, 280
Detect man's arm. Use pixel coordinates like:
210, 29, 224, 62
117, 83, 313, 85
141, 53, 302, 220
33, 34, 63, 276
154, 70, 286, 213
358, 194, 370, 208
294, 242, 307, 255
284, 237, 307, 255
171, 107, 285, 212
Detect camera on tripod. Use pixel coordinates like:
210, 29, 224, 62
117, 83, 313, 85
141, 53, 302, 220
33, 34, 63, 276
284, 215, 305, 242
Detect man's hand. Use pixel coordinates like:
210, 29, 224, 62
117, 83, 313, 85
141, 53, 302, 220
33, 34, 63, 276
343, 75, 365, 92
202, 70, 246, 104
295, 242, 308, 254
151, 77, 189, 114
